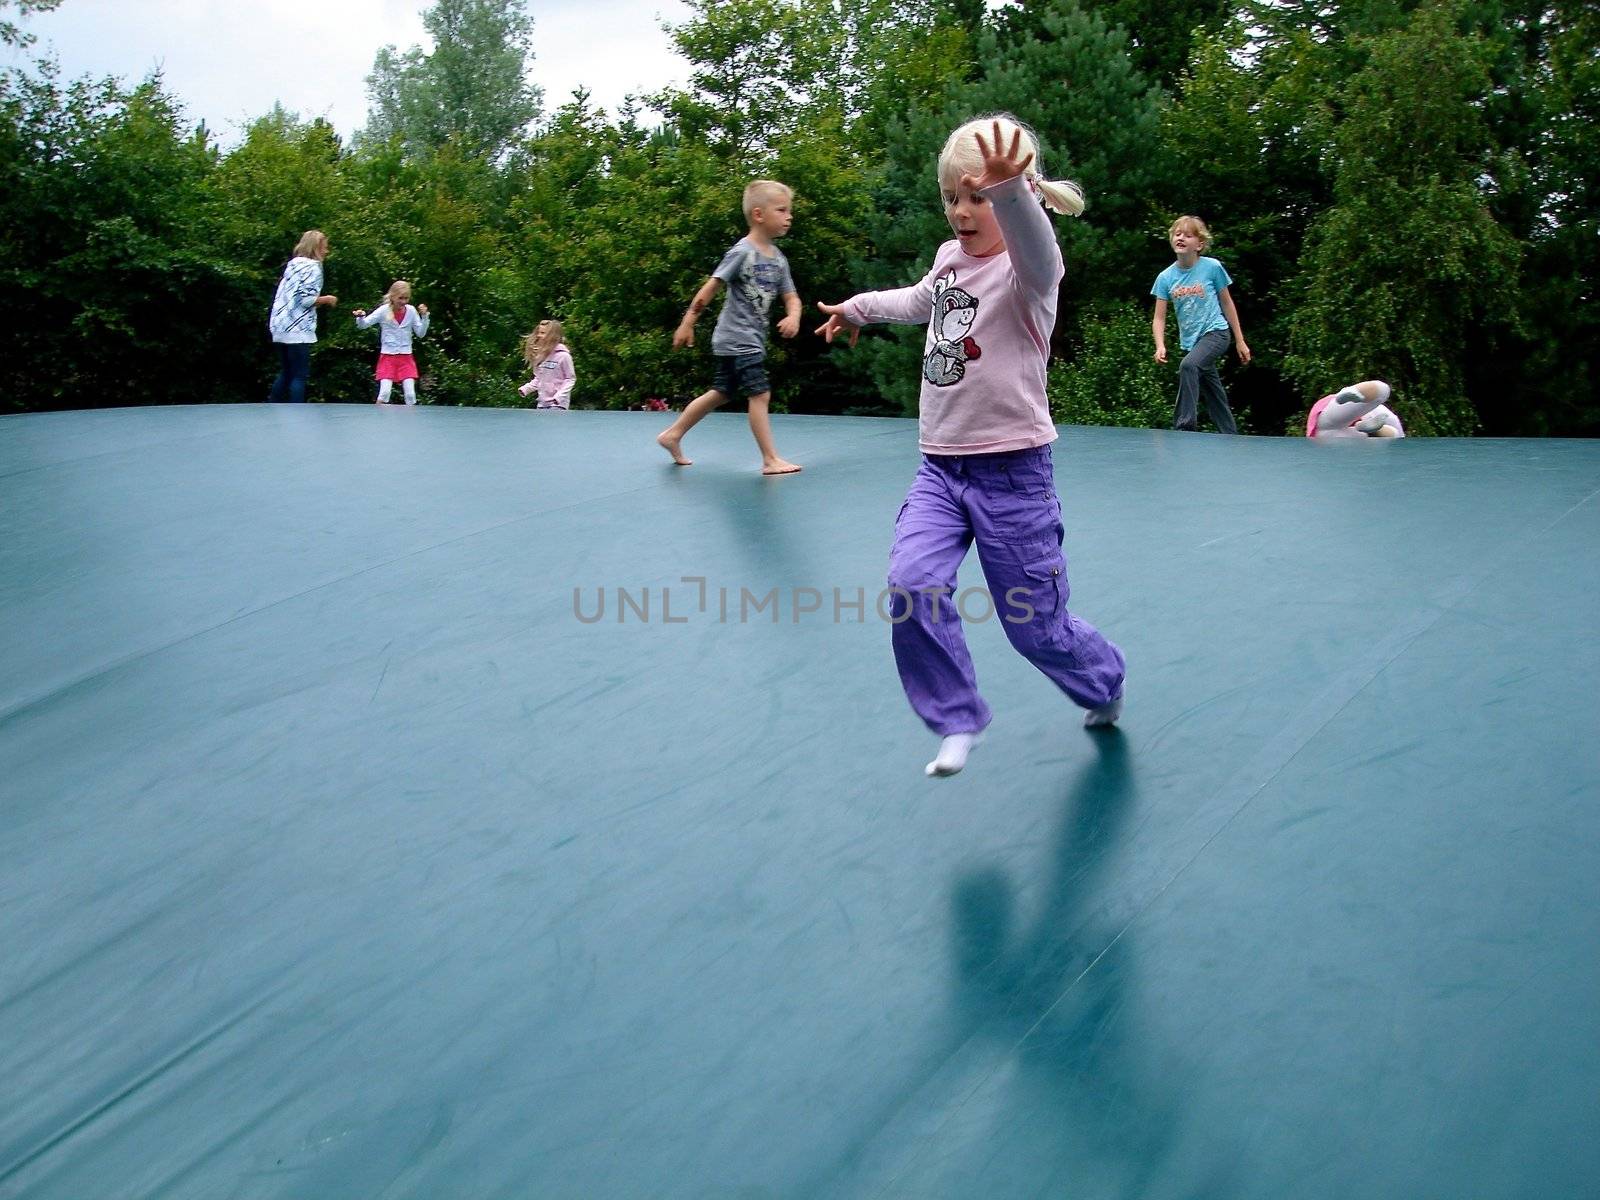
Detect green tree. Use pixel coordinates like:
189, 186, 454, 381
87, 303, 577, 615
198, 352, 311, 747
0, 68, 243, 412
659, 0, 971, 159
1050, 304, 1171, 427
1284, 1, 1520, 434
0, 0, 62, 50
363, 0, 541, 162
1463, 0, 1599, 433
999, 0, 1230, 91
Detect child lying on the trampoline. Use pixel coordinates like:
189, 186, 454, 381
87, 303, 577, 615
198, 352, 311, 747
1306, 380, 1404, 439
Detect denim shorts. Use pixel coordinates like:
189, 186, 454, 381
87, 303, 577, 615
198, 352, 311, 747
712, 353, 770, 399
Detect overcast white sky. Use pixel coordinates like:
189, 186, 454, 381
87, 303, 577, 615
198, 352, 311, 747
2, 0, 693, 144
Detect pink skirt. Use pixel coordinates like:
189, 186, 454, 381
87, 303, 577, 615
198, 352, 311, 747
375, 353, 418, 382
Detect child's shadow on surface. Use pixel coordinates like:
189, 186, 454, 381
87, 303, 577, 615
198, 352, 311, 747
947, 732, 1237, 1199
665, 468, 821, 583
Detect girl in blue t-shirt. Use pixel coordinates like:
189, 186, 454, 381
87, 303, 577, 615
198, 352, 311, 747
1150, 215, 1251, 433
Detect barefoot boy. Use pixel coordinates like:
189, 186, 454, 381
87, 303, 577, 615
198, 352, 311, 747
657, 180, 803, 475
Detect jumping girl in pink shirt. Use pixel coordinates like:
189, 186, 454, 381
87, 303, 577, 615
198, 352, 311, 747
817, 115, 1126, 778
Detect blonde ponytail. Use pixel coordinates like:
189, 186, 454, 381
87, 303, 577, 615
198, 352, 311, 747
1035, 176, 1086, 217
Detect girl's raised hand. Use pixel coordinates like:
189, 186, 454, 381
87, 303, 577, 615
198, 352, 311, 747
352, 308, 367, 318
417, 303, 429, 317
960, 119, 1035, 193
814, 302, 860, 348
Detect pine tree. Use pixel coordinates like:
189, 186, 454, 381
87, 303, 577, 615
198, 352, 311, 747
363, 0, 541, 162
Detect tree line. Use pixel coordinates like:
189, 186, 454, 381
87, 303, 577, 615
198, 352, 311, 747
1, 0, 1594, 434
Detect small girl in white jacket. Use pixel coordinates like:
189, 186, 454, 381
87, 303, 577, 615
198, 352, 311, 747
354, 280, 430, 404
518, 319, 576, 410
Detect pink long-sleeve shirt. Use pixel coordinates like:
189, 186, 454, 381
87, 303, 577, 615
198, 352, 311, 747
519, 345, 576, 409
838, 174, 1061, 455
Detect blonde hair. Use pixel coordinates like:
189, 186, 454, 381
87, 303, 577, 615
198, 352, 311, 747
937, 115, 1085, 217
741, 179, 793, 221
1168, 215, 1212, 247
293, 229, 328, 259
522, 319, 564, 369
384, 280, 412, 309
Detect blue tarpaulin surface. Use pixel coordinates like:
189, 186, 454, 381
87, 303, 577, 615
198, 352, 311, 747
3, 405, 1598, 1198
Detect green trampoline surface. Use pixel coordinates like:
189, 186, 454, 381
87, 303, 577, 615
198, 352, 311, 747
2, 404, 1598, 1199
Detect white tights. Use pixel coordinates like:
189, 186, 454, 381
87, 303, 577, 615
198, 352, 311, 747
1316, 381, 1397, 437
377, 379, 417, 405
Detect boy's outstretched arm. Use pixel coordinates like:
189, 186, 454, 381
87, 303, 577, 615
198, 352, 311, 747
674, 277, 724, 348
1152, 297, 1168, 363
777, 290, 801, 339
1218, 287, 1252, 364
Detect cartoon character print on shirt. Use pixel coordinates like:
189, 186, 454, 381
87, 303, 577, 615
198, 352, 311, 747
923, 270, 982, 387
739, 249, 784, 318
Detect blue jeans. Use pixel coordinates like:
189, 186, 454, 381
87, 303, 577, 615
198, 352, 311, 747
1173, 329, 1237, 433
269, 342, 312, 403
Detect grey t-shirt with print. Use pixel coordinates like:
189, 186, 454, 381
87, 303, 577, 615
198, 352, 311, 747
710, 237, 795, 356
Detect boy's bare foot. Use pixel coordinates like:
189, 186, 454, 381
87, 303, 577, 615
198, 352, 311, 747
761, 458, 802, 475
657, 431, 691, 465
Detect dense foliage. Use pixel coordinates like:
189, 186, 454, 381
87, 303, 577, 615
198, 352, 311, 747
1, 0, 1594, 434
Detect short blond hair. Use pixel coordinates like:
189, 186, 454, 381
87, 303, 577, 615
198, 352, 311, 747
1168, 215, 1212, 247
742, 180, 793, 221
293, 229, 328, 259
938, 114, 1085, 217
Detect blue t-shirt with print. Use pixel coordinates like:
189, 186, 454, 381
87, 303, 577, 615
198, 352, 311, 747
1152, 256, 1232, 350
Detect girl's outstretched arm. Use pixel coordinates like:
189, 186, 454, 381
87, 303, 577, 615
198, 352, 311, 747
965, 122, 1061, 301
821, 262, 939, 335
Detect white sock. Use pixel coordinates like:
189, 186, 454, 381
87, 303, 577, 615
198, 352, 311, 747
377, 380, 393, 404
926, 732, 981, 778
1084, 694, 1123, 728
402, 379, 417, 405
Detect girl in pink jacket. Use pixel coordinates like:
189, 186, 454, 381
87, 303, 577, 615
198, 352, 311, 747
519, 320, 576, 410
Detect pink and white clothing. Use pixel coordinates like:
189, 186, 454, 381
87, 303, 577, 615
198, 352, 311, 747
356, 303, 430, 353
837, 174, 1058, 456
519, 345, 576, 409
833, 172, 1124, 739
357, 303, 430, 402
1307, 383, 1403, 438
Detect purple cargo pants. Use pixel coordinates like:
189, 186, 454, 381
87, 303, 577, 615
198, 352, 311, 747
886, 446, 1125, 736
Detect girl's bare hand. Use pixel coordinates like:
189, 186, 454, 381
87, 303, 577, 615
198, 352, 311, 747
814, 302, 860, 348
959, 120, 1035, 193
417, 304, 429, 317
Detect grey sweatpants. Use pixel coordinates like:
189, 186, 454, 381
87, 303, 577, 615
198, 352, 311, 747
1173, 328, 1237, 434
